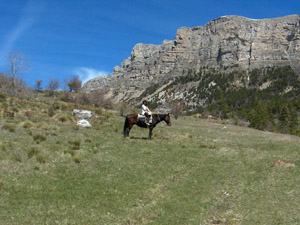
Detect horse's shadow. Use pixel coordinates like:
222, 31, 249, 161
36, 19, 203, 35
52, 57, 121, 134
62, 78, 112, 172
128, 136, 169, 140
129, 137, 148, 140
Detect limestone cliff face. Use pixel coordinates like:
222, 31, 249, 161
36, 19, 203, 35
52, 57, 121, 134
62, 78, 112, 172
83, 15, 300, 103
173, 15, 300, 69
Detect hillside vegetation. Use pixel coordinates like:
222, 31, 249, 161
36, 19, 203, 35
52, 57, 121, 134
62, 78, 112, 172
147, 66, 300, 136
1, 93, 300, 224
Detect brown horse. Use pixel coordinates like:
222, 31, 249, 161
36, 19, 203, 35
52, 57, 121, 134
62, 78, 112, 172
124, 113, 171, 139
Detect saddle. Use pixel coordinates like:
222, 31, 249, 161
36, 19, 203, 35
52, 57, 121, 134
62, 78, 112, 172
138, 114, 152, 124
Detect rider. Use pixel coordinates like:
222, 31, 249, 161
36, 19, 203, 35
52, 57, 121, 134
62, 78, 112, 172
142, 100, 151, 125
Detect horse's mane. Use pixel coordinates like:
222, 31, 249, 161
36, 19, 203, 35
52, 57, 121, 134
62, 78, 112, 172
155, 113, 170, 121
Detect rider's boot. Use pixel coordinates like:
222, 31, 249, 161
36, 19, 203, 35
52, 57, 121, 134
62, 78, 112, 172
146, 117, 150, 126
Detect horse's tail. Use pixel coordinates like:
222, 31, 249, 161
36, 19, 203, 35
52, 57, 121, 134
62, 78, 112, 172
124, 116, 129, 137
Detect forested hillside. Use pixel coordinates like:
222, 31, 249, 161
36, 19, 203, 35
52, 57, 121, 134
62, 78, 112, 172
148, 66, 300, 135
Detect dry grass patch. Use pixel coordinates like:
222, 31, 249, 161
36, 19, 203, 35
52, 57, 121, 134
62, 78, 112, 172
271, 160, 296, 168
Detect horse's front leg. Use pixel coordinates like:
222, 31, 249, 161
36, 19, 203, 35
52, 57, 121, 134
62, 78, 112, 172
124, 125, 133, 138
148, 127, 153, 139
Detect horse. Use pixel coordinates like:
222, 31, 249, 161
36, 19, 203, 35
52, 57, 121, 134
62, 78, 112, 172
124, 113, 171, 139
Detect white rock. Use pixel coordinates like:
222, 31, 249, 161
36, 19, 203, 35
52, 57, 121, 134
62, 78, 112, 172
72, 109, 93, 120
77, 119, 91, 128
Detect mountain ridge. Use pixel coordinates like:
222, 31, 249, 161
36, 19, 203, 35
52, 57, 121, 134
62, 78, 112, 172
83, 14, 300, 107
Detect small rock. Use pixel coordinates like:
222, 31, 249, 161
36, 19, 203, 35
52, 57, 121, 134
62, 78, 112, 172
77, 119, 91, 128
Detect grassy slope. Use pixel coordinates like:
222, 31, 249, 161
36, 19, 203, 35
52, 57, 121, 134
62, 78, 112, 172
0, 97, 300, 224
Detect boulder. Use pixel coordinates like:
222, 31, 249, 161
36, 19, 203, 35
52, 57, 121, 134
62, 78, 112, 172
72, 109, 93, 120
77, 119, 91, 128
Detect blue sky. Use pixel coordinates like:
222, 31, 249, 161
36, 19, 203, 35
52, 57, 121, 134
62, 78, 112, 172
0, 0, 299, 88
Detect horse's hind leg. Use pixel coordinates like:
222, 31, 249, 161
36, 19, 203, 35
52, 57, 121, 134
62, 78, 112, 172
124, 127, 131, 138
124, 124, 133, 138
124, 116, 131, 138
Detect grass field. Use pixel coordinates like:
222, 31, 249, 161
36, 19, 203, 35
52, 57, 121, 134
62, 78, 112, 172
1, 95, 300, 224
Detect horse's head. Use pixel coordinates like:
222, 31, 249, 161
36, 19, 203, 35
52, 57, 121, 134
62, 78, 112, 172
164, 113, 172, 126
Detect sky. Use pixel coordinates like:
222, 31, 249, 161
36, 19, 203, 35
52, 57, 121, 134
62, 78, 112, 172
0, 0, 299, 89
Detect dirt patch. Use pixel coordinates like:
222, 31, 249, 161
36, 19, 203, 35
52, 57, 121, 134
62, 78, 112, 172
272, 160, 295, 168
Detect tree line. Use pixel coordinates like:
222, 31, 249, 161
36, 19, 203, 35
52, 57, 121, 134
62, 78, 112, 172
0, 50, 82, 97
0, 50, 113, 109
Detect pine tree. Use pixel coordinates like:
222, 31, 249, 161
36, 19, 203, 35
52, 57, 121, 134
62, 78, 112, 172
279, 105, 289, 133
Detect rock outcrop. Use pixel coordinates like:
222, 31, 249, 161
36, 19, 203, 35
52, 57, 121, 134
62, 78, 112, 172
72, 109, 93, 120
83, 15, 300, 104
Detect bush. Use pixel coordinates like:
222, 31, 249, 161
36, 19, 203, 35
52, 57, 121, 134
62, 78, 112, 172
2, 124, 16, 132
3, 110, 14, 118
73, 156, 81, 163
68, 140, 81, 150
0, 93, 7, 102
85, 138, 92, 143
13, 153, 22, 162
23, 121, 35, 129
64, 149, 75, 156
27, 147, 39, 159
52, 102, 61, 110
0, 179, 3, 190
36, 155, 46, 164
58, 116, 67, 122
48, 107, 55, 117
33, 134, 47, 143
24, 111, 32, 117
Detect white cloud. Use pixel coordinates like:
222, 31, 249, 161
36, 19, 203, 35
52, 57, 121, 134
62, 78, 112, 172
74, 67, 110, 84
0, 0, 46, 66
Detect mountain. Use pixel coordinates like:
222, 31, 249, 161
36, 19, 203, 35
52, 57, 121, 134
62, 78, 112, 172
83, 15, 300, 109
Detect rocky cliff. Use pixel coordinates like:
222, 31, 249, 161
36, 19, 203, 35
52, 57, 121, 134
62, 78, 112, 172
83, 15, 300, 106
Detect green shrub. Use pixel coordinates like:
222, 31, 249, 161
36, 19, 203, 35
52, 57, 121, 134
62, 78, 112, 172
73, 156, 81, 163
0, 93, 6, 99
33, 134, 47, 143
0, 93, 6, 103
64, 149, 75, 156
0, 179, 3, 190
23, 121, 35, 129
36, 155, 46, 164
85, 138, 92, 143
60, 103, 69, 111
95, 108, 103, 115
3, 110, 14, 118
48, 107, 55, 117
52, 102, 61, 110
1, 102, 8, 110
11, 107, 19, 113
50, 145, 59, 152
13, 153, 22, 162
58, 116, 67, 122
68, 140, 81, 150
2, 124, 16, 132
28, 147, 40, 159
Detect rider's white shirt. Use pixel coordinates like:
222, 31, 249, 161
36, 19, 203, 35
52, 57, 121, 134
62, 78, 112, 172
142, 104, 150, 115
